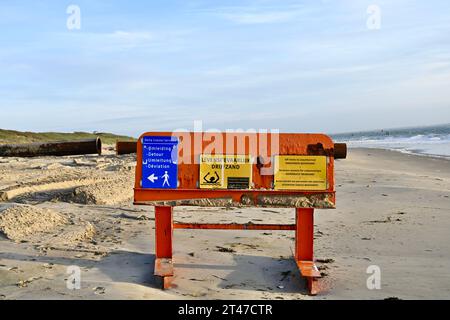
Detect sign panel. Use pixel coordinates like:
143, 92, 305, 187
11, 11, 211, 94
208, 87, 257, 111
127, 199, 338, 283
200, 155, 252, 189
274, 156, 327, 191
141, 136, 178, 189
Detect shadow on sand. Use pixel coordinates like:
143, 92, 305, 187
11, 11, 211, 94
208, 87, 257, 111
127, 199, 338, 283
1, 249, 309, 294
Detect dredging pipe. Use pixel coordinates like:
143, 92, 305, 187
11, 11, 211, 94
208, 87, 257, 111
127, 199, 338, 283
116, 141, 137, 155
0, 138, 102, 157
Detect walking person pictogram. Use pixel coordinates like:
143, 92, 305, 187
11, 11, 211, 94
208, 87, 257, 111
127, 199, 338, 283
162, 171, 170, 187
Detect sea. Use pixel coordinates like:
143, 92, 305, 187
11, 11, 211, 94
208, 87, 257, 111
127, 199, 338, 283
331, 124, 450, 159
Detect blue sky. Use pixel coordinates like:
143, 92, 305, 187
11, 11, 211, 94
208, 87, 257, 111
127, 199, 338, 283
1, 0, 449, 137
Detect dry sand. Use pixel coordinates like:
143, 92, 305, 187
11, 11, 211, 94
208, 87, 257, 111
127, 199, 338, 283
0, 147, 449, 300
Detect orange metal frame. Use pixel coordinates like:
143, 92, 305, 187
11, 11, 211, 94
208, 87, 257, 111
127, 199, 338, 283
134, 132, 336, 295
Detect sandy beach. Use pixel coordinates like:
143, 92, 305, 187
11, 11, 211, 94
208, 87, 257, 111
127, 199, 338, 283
0, 147, 449, 300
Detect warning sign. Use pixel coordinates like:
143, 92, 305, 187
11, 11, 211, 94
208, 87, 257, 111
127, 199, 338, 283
274, 156, 327, 190
200, 155, 252, 189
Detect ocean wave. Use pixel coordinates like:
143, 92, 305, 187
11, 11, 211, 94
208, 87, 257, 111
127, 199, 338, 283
339, 134, 450, 144
343, 138, 450, 158
332, 125, 450, 157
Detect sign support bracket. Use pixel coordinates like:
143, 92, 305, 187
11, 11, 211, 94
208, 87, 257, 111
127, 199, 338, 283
152, 205, 321, 295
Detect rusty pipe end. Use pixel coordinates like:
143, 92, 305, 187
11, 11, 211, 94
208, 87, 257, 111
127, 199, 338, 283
334, 143, 347, 159
116, 141, 137, 155
96, 137, 102, 155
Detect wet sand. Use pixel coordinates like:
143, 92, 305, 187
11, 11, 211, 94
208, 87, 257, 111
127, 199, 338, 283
0, 148, 449, 300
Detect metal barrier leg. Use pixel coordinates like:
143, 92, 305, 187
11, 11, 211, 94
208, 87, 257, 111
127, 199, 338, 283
295, 208, 321, 295
154, 206, 174, 289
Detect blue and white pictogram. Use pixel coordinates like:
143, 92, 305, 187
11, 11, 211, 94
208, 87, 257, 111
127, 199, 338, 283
141, 136, 178, 189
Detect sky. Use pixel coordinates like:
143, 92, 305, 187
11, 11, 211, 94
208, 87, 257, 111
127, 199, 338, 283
0, 0, 450, 137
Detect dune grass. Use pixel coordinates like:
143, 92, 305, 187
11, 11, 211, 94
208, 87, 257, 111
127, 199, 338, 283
0, 129, 135, 145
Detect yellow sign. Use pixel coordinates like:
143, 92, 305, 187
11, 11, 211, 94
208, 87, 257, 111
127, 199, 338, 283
200, 155, 252, 189
274, 156, 327, 190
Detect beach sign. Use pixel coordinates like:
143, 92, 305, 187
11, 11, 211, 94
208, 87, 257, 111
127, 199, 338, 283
141, 136, 178, 189
199, 154, 252, 189
274, 155, 328, 190
134, 131, 346, 295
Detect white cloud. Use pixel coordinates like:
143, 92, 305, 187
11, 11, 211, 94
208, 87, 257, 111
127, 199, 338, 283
199, 3, 309, 25
221, 10, 299, 25
60, 30, 155, 51
109, 30, 154, 42
203, 65, 245, 76
53, 29, 192, 54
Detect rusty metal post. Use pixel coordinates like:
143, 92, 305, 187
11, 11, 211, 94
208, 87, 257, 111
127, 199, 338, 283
116, 141, 137, 155
0, 138, 102, 157
154, 206, 174, 289
295, 208, 314, 261
295, 208, 321, 295
155, 206, 173, 258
